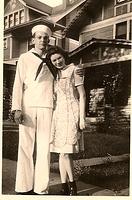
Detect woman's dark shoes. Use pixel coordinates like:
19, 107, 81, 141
60, 182, 70, 195
69, 181, 77, 195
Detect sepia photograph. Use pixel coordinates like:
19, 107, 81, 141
2, 0, 132, 198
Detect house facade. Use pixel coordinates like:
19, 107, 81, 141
63, 0, 132, 135
3, 0, 84, 120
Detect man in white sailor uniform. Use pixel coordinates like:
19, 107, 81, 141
12, 24, 56, 195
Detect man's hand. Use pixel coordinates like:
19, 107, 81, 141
75, 65, 85, 77
14, 110, 24, 125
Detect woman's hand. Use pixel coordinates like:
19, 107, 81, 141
79, 118, 86, 130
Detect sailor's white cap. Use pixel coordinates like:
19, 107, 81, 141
32, 25, 52, 37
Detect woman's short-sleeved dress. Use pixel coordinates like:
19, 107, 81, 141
50, 63, 84, 154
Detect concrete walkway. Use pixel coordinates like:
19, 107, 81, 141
2, 159, 129, 196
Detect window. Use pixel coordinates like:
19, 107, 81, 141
4, 16, 8, 29
14, 12, 19, 25
19, 10, 24, 24
116, 4, 127, 15
130, 3, 132, 11
4, 38, 7, 49
4, 9, 25, 29
49, 37, 56, 46
115, 21, 127, 39
9, 14, 13, 27
92, 6, 102, 23
104, 1, 114, 19
129, 20, 132, 40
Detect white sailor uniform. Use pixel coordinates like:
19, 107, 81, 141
12, 48, 54, 194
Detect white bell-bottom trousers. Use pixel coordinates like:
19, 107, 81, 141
15, 107, 53, 194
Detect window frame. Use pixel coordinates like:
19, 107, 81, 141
4, 9, 25, 29
115, 20, 131, 40
115, 0, 131, 5
14, 12, 19, 26
9, 14, 14, 28
19, 9, 25, 24
115, 21, 127, 39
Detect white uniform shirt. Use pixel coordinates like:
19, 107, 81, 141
12, 48, 54, 111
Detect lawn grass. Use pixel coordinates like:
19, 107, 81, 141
51, 132, 130, 162
3, 129, 130, 162
76, 132, 130, 159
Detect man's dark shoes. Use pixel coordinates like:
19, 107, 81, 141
16, 190, 35, 195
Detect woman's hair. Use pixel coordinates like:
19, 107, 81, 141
45, 46, 69, 79
46, 45, 68, 64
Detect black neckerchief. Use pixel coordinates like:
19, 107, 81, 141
32, 52, 57, 80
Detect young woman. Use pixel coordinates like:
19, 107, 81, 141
46, 46, 86, 195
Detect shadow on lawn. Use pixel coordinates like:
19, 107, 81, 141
79, 161, 129, 192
